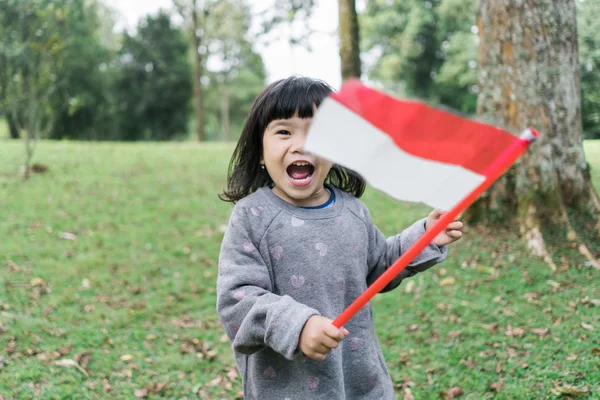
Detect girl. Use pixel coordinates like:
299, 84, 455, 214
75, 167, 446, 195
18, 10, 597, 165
217, 76, 463, 399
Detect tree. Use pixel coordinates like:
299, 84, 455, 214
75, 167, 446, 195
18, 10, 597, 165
174, 0, 209, 142
361, 0, 477, 112
48, 0, 118, 140
339, 0, 361, 79
115, 12, 192, 141
203, 0, 265, 141
467, 0, 599, 268
578, 0, 600, 139
0, 0, 71, 177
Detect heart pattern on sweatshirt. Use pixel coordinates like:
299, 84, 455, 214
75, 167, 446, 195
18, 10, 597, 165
315, 243, 328, 257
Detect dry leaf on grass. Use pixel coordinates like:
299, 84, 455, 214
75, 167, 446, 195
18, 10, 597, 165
489, 381, 503, 392
439, 386, 464, 399
54, 359, 88, 376
551, 382, 589, 397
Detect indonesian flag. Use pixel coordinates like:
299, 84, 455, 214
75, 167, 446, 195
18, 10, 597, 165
305, 79, 537, 210
305, 79, 538, 328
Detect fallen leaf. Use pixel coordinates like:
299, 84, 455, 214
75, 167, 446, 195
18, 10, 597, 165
565, 354, 578, 361
481, 322, 499, 333
227, 366, 238, 381
219, 335, 229, 343
59, 232, 77, 241
495, 360, 502, 373
550, 382, 589, 396
30, 278, 47, 287
404, 280, 416, 294
81, 279, 91, 290
489, 381, 503, 392
518, 362, 529, 369
440, 277, 456, 286
580, 322, 594, 331
459, 358, 475, 369
439, 386, 464, 399
447, 330, 462, 338
120, 354, 133, 361
589, 299, 600, 307
530, 328, 549, 337
103, 379, 112, 393
403, 387, 415, 400
54, 359, 88, 376
592, 348, 600, 356
207, 376, 223, 387
134, 388, 148, 398
505, 325, 525, 337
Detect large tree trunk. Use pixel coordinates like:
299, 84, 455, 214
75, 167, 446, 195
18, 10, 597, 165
338, 0, 361, 80
468, 0, 600, 268
192, 0, 205, 142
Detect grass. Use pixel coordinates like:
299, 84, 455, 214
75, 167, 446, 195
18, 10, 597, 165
0, 140, 599, 399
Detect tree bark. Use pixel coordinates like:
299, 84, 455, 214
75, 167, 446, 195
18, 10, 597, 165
7, 113, 20, 138
468, 0, 600, 267
192, 0, 205, 142
338, 0, 361, 80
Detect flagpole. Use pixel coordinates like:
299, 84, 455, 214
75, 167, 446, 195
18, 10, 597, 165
332, 128, 539, 329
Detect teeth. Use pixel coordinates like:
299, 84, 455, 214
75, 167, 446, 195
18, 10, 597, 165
292, 162, 311, 166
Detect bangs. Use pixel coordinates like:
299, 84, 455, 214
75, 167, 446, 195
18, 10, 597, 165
256, 76, 334, 130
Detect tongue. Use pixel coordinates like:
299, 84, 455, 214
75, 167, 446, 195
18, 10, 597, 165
288, 165, 311, 180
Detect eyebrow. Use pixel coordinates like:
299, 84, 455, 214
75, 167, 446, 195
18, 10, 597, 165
267, 120, 293, 130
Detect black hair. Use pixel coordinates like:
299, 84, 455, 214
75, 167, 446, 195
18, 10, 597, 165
219, 76, 366, 203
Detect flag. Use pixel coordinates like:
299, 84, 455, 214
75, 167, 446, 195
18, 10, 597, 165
304, 79, 538, 328
305, 79, 537, 210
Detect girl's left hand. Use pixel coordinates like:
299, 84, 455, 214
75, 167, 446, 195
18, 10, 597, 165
425, 209, 464, 246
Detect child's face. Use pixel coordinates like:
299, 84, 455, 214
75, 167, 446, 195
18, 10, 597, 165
261, 113, 333, 207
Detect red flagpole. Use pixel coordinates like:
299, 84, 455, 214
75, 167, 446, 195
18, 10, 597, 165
333, 128, 539, 329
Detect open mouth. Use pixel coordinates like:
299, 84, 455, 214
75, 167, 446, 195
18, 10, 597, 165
286, 161, 315, 187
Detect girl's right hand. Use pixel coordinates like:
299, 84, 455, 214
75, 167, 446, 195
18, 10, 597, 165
299, 315, 350, 360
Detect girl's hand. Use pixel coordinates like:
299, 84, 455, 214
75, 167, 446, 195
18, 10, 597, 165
425, 209, 464, 246
299, 315, 349, 361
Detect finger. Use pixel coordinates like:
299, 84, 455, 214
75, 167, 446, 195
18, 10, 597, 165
323, 324, 346, 341
429, 209, 446, 219
446, 230, 463, 239
312, 342, 333, 355
446, 221, 464, 230
320, 336, 340, 350
306, 351, 327, 361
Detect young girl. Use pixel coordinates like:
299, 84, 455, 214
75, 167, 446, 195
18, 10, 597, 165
217, 76, 463, 399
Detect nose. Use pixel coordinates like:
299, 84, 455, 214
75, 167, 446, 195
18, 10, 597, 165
290, 131, 307, 154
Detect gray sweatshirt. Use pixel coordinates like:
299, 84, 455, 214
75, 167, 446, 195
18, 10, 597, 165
217, 186, 447, 399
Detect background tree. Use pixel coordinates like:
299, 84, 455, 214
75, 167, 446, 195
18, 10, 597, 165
0, 0, 72, 176
466, 0, 599, 267
339, 0, 361, 79
578, 0, 600, 139
361, 0, 477, 113
174, 0, 210, 142
203, 0, 265, 141
115, 12, 192, 141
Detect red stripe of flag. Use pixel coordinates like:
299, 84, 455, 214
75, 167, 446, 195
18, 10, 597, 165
331, 79, 520, 176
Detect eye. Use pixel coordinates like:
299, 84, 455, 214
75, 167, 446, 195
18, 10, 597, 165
276, 130, 291, 136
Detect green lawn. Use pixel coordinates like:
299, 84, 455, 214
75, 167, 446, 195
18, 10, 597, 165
0, 140, 598, 399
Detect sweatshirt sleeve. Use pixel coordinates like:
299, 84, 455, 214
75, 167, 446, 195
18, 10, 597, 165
216, 205, 320, 360
363, 206, 448, 292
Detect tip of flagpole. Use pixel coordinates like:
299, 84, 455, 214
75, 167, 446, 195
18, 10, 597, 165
521, 128, 539, 143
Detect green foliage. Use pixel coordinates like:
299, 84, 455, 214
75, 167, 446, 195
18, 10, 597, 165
361, 0, 478, 113
203, 0, 266, 141
0, 140, 598, 397
114, 12, 192, 141
578, 0, 600, 139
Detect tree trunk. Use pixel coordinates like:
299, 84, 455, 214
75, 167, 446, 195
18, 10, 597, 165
468, 0, 600, 268
7, 113, 20, 138
338, 0, 361, 80
192, 0, 205, 142
220, 82, 230, 141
